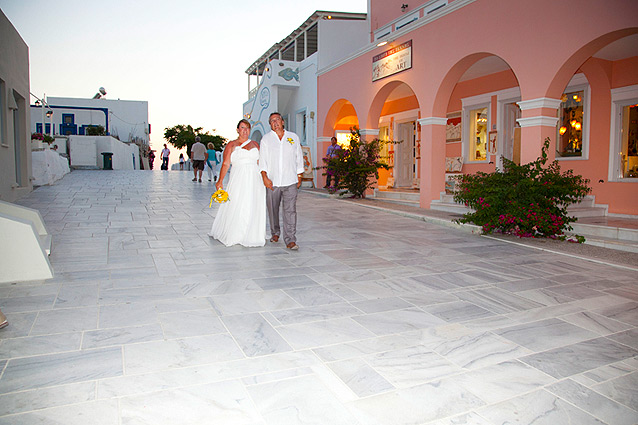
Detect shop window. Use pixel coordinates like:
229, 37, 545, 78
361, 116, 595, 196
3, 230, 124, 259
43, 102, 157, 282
610, 85, 638, 181
557, 90, 585, 157
464, 105, 489, 162
556, 76, 590, 160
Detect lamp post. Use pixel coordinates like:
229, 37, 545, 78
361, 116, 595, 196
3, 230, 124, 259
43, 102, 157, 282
32, 93, 54, 138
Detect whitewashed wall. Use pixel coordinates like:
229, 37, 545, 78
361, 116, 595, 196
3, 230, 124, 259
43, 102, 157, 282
30, 97, 150, 145
68, 135, 138, 170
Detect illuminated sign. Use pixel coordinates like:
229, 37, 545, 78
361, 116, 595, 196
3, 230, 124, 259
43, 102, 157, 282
372, 40, 412, 82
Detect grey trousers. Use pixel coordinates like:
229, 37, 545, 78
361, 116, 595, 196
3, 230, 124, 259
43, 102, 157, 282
266, 183, 298, 245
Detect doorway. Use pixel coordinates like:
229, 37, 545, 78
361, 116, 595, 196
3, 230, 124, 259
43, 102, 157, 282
500, 102, 521, 168
395, 121, 416, 187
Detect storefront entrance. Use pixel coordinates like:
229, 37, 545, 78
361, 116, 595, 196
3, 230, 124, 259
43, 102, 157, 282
395, 120, 416, 187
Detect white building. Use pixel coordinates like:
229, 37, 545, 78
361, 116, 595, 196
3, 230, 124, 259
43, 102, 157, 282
30, 96, 150, 147
0, 10, 31, 202
243, 11, 367, 184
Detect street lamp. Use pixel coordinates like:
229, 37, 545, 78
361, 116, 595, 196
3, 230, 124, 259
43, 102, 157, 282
31, 93, 54, 137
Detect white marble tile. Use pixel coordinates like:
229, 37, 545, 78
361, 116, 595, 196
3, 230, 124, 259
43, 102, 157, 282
0, 332, 82, 359
82, 323, 164, 349
352, 308, 446, 335
365, 345, 461, 387
494, 318, 599, 351
347, 377, 485, 425
561, 311, 633, 336
120, 380, 262, 425
479, 389, 606, 425
276, 318, 376, 350
434, 332, 531, 369
242, 367, 314, 385
454, 359, 555, 404
428, 412, 493, 425
248, 375, 361, 425
593, 371, 638, 410
98, 301, 159, 328
283, 285, 344, 306
0, 346, 123, 394
270, 302, 360, 325
222, 313, 292, 357
0, 381, 96, 416
53, 284, 99, 308
312, 334, 417, 362
0, 399, 119, 425
99, 350, 320, 399
123, 333, 244, 374
159, 309, 225, 339
547, 378, 638, 425
208, 290, 300, 316
327, 358, 395, 397
424, 301, 495, 322
521, 337, 638, 379
30, 306, 99, 335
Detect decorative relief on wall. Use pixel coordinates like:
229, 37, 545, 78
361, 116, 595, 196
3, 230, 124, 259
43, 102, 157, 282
278, 68, 299, 81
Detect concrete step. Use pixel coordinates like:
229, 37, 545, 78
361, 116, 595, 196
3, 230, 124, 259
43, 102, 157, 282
374, 189, 420, 202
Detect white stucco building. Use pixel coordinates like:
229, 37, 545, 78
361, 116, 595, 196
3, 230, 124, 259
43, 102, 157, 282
243, 11, 367, 185
0, 10, 31, 202
30, 96, 150, 147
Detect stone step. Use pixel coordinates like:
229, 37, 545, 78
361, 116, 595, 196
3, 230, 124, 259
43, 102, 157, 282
374, 189, 420, 202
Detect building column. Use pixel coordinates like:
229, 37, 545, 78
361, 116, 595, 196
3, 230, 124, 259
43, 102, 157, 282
517, 98, 561, 163
417, 117, 446, 209
359, 128, 379, 141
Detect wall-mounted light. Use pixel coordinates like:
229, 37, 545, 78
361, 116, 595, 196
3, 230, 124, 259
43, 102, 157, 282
46, 110, 53, 118
377, 40, 388, 47
401, 4, 409, 12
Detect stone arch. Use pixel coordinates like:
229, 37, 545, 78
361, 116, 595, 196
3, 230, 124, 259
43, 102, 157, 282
547, 28, 638, 100
366, 81, 420, 130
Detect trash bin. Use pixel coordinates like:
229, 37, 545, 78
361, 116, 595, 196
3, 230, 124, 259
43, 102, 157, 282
101, 152, 113, 170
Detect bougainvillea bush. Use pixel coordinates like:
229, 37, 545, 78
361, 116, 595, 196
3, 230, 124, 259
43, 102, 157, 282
317, 127, 392, 198
453, 138, 591, 239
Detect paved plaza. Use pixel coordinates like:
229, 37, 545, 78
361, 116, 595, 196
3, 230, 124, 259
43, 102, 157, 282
0, 170, 637, 425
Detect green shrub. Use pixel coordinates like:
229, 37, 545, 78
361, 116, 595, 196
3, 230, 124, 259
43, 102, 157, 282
316, 127, 393, 198
453, 138, 591, 239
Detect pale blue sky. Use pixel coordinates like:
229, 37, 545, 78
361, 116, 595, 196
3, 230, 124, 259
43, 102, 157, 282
0, 0, 366, 151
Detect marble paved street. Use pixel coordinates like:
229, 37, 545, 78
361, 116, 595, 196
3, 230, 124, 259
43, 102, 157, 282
1, 170, 637, 425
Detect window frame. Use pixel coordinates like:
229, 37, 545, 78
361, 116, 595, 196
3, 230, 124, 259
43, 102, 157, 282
462, 94, 491, 164
608, 84, 638, 182
555, 74, 590, 161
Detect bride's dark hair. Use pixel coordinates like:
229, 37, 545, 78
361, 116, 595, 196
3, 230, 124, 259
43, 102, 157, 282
237, 119, 251, 129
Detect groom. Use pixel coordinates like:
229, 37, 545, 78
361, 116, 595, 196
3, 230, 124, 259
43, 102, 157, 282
259, 112, 305, 250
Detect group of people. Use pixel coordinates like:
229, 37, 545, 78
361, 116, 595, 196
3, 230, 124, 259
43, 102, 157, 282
209, 112, 304, 250
189, 137, 222, 182
158, 142, 222, 181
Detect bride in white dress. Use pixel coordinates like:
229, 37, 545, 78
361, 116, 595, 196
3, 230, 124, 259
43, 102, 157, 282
209, 119, 266, 247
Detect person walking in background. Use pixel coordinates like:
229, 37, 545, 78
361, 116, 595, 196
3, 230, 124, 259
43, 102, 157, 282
324, 136, 341, 188
206, 142, 219, 182
148, 149, 155, 170
259, 112, 304, 250
179, 153, 185, 170
161, 144, 170, 170
191, 136, 207, 182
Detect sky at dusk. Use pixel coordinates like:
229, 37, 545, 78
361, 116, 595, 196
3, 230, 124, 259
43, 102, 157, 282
0, 0, 366, 154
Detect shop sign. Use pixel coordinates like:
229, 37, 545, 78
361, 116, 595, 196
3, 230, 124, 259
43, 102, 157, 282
372, 40, 412, 82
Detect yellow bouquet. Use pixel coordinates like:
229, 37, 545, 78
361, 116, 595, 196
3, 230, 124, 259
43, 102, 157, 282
209, 189, 229, 207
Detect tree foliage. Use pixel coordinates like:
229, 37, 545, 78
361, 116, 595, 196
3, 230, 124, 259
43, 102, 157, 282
453, 138, 591, 239
163, 125, 226, 158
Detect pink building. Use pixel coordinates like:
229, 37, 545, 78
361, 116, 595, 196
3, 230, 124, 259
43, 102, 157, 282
317, 0, 638, 215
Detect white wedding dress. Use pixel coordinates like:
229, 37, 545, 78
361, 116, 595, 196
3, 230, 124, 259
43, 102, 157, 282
209, 141, 266, 247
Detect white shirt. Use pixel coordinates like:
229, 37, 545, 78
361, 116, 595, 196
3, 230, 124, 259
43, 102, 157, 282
161, 148, 170, 158
259, 129, 305, 187
191, 142, 206, 161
